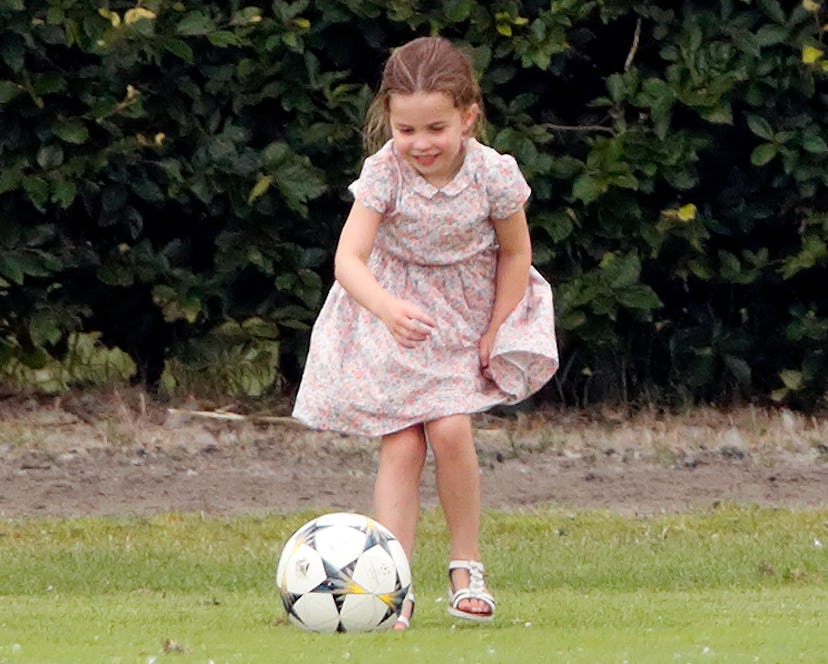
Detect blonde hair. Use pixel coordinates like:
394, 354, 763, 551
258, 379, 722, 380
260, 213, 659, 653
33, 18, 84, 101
363, 36, 485, 154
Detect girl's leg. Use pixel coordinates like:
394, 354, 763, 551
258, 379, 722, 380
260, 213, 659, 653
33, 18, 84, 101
374, 424, 427, 556
373, 424, 427, 629
425, 414, 492, 617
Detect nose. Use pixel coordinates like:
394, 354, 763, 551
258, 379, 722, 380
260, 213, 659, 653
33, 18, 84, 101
411, 132, 429, 151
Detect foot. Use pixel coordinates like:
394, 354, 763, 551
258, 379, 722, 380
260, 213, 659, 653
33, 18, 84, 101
393, 591, 415, 631
447, 560, 495, 622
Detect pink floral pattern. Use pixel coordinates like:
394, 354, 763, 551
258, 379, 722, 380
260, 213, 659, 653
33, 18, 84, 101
292, 138, 559, 436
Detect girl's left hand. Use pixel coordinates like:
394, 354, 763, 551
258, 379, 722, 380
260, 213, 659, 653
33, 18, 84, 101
479, 330, 496, 381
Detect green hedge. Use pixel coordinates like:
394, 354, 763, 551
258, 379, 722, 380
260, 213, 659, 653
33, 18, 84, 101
0, 0, 826, 409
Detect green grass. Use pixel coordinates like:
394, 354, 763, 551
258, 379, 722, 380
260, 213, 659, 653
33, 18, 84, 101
1, 506, 827, 663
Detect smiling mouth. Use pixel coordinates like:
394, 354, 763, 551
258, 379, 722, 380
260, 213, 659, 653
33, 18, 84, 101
413, 154, 438, 167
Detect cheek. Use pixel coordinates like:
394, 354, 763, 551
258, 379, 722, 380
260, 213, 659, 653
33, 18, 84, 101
440, 133, 463, 152
391, 133, 411, 151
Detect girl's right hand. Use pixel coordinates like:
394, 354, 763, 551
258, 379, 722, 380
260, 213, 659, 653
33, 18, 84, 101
380, 298, 436, 348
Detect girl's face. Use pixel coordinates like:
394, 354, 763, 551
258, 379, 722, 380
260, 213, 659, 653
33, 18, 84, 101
388, 91, 478, 188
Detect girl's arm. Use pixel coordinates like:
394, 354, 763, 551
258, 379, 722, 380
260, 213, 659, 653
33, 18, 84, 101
335, 201, 436, 348
479, 207, 532, 373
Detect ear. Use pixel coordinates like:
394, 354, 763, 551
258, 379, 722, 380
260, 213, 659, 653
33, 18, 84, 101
461, 103, 480, 133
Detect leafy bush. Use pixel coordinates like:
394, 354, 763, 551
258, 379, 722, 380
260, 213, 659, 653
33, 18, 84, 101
0, 0, 825, 409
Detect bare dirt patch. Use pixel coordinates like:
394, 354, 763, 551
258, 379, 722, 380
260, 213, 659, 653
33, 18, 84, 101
1, 391, 826, 518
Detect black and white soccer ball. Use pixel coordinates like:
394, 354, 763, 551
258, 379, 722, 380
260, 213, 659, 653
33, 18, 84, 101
276, 512, 412, 632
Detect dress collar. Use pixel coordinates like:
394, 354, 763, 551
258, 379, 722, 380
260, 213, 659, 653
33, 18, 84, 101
390, 139, 478, 199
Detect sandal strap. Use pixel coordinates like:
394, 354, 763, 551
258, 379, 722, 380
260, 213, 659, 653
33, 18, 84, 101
395, 590, 415, 626
394, 614, 410, 628
449, 587, 496, 610
448, 560, 488, 596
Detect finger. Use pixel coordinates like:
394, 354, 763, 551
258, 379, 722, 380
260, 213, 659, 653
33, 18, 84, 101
397, 327, 424, 347
408, 318, 435, 334
397, 336, 416, 348
406, 309, 436, 329
405, 320, 433, 339
479, 347, 491, 368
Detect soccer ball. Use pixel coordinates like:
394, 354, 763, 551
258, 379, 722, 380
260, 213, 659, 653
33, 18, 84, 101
276, 512, 412, 632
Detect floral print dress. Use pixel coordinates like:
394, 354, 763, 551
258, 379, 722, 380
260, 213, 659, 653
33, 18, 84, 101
292, 138, 559, 437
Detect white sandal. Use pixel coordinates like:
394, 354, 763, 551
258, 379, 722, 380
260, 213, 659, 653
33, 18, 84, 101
447, 560, 495, 623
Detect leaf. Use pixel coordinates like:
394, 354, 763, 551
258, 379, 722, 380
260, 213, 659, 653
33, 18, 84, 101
176, 11, 216, 36
241, 316, 280, 340
98, 8, 121, 26
230, 7, 264, 26
161, 38, 194, 63
0, 35, 25, 72
616, 285, 663, 310
532, 210, 574, 243
208, 31, 241, 48
549, 156, 583, 180
152, 285, 202, 323
802, 45, 824, 64
101, 185, 128, 216
29, 312, 62, 346
0, 168, 20, 193
722, 355, 751, 384
730, 28, 761, 57
606, 73, 625, 103
779, 369, 803, 390
0, 80, 21, 103
802, 134, 828, 153
701, 103, 733, 125
677, 204, 698, 221
51, 180, 77, 208
757, 0, 787, 23
687, 259, 714, 281
601, 252, 641, 289
124, 7, 156, 24
36, 144, 64, 169
32, 73, 66, 96
53, 119, 89, 144
0, 255, 24, 284
23, 176, 50, 210
572, 175, 606, 204
64, 332, 137, 384
131, 178, 164, 202
779, 235, 827, 278
664, 168, 697, 190
746, 114, 774, 140
444, 0, 472, 22
248, 175, 273, 204
750, 143, 778, 166
755, 23, 788, 46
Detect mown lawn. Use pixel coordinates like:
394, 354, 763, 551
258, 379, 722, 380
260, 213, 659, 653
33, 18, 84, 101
1, 505, 826, 663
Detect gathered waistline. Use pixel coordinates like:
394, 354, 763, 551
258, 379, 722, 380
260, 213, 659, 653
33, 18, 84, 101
370, 245, 498, 268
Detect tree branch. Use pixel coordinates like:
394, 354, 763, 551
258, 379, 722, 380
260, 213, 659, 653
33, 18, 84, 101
543, 123, 614, 134
625, 17, 642, 71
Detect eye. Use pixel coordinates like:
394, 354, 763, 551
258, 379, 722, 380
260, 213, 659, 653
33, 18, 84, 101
396, 127, 414, 135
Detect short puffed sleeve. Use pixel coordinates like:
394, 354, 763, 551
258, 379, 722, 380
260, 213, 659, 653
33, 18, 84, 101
347, 146, 398, 215
486, 152, 531, 220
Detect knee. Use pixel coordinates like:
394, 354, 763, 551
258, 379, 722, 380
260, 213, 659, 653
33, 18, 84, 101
381, 426, 427, 470
425, 415, 474, 459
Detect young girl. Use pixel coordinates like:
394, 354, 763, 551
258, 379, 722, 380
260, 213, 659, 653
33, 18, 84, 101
293, 36, 558, 629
